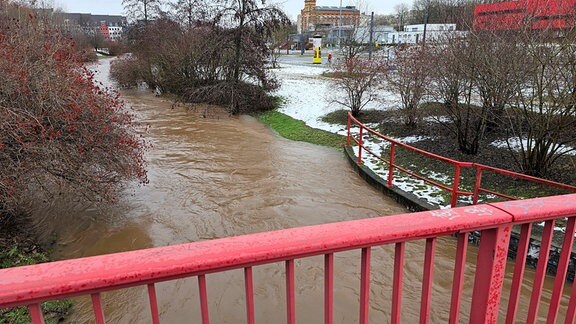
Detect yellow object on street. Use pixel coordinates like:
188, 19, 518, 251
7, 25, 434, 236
313, 47, 322, 64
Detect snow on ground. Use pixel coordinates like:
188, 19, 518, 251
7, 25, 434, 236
491, 138, 576, 156
273, 61, 573, 210
273, 62, 400, 136
272, 62, 453, 208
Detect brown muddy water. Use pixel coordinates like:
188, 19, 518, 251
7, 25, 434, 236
28, 59, 573, 323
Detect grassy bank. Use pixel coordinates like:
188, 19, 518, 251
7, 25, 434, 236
256, 110, 345, 148
0, 221, 72, 323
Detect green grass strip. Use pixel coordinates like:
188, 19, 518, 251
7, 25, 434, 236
256, 110, 345, 148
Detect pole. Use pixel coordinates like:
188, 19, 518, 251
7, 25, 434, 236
422, 8, 429, 45
286, 33, 290, 55
368, 12, 374, 60
338, 0, 343, 48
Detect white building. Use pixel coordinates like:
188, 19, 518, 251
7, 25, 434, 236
386, 24, 457, 44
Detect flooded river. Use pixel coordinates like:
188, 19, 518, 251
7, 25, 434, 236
28, 59, 573, 323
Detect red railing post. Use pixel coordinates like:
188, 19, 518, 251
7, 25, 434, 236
359, 247, 371, 324
357, 126, 364, 165
526, 220, 555, 324
391, 242, 405, 324
449, 232, 468, 324
346, 113, 351, 147
29, 303, 45, 324
91, 293, 106, 324
147, 284, 160, 324
388, 143, 395, 186
469, 226, 511, 324
198, 275, 210, 324
245, 267, 255, 324
450, 165, 462, 208
286, 260, 296, 324
505, 224, 532, 324
324, 254, 334, 324
472, 166, 483, 205
547, 217, 576, 323
420, 238, 436, 324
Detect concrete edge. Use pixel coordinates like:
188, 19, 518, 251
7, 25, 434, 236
343, 145, 438, 212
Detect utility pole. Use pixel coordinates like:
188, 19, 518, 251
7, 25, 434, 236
338, 0, 343, 48
422, 11, 429, 45
368, 12, 374, 59
422, 1, 430, 45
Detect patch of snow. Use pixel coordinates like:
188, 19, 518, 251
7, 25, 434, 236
271, 61, 472, 209
396, 135, 430, 143
491, 138, 576, 156
423, 116, 452, 123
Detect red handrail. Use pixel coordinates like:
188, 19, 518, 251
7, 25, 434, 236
346, 112, 576, 207
2, 194, 576, 323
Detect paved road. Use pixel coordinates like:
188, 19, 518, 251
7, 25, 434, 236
276, 50, 333, 67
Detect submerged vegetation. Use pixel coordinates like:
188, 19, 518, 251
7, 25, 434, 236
111, 0, 290, 115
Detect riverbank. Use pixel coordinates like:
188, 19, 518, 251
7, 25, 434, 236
255, 111, 344, 148
0, 216, 71, 323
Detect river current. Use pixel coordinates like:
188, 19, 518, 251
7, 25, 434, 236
28, 58, 572, 323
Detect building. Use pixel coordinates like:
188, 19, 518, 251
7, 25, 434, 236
386, 24, 458, 44
62, 13, 128, 41
473, 0, 576, 31
326, 25, 395, 45
299, 0, 360, 33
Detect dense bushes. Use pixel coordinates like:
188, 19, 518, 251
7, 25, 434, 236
110, 0, 289, 114
0, 5, 147, 217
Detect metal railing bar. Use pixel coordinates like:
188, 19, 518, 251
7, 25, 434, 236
29, 303, 45, 324
0, 201, 523, 309
147, 283, 160, 324
359, 247, 371, 324
347, 112, 576, 206
198, 275, 210, 324
526, 220, 555, 324
244, 267, 255, 324
505, 223, 532, 324
449, 232, 468, 324
476, 187, 518, 201
358, 143, 470, 196
324, 254, 334, 324
286, 260, 295, 324
420, 238, 436, 323
91, 292, 106, 324
392, 242, 405, 324
547, 217, 576, 323
565, 272, 576, 323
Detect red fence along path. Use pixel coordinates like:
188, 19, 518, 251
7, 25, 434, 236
2, 194, 576, 323
346, 112, 576, 207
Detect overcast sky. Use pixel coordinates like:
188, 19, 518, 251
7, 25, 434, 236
54, 0, 413, 20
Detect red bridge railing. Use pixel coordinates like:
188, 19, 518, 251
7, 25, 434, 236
2, 194, 576, 323
346, 112, 576, 207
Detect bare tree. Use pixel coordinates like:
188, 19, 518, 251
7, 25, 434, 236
122, 0, 163, 23
200, 0, 289, 113
387, 45, 431, 128
169, 0, 205, 28
505, 28, 576, 176
394, 4, 410, 31
428, 34, 481, 154
113, 0, 290, 114
330, 56, 388, 117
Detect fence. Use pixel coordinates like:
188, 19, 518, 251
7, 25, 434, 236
346, 112, 576, 208
2, 194, 576, 323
